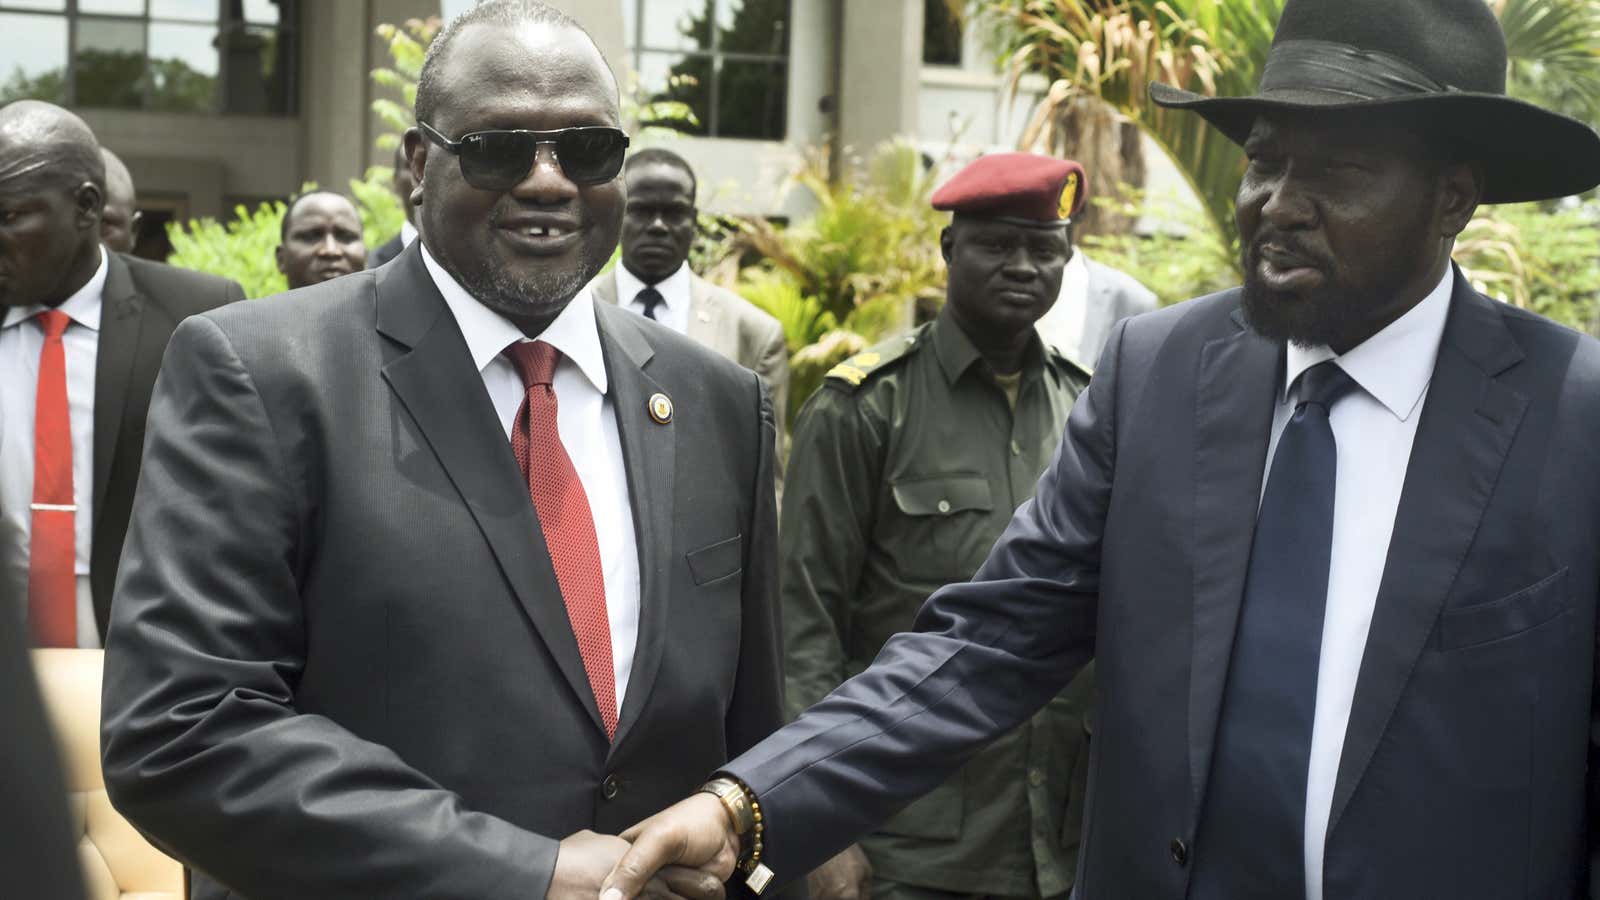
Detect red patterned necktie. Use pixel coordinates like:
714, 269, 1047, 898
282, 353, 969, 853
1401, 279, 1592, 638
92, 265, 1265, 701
28, 310, 76, 647
505, 340, 618, 739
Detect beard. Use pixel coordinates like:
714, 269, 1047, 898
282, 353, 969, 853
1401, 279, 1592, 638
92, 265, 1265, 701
1239, 237, 1423, 350
447, 236, 612, 328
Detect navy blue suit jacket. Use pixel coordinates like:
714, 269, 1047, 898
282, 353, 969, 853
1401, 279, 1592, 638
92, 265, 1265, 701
725, 270, 1600, 899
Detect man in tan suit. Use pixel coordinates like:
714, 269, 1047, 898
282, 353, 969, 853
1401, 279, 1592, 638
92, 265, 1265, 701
593, 148, 789, 459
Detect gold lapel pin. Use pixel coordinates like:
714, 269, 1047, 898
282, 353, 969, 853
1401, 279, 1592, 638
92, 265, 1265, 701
648, 392, 673, 424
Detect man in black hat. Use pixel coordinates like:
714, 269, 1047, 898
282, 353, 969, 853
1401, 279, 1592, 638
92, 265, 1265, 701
600, 1, 1600, 898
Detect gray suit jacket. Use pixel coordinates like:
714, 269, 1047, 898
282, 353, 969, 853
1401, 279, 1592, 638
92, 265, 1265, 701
1038, 253, 1159, 371
101, 243, 785, 899
593, 268, 789, 447
725, 269, 1600, 899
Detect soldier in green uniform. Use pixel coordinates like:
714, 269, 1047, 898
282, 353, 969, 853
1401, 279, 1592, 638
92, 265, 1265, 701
786, 153, 1098, 900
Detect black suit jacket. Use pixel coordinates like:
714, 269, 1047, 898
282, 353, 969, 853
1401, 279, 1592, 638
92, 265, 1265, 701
90, 252, 243, 636
101, 242, 785, 899
725, 270, 1600, 899
367, 233, 405, 269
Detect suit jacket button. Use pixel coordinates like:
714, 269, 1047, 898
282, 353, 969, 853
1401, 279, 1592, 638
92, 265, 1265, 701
602, 774, 621, 800
1170, 838, 1188, 866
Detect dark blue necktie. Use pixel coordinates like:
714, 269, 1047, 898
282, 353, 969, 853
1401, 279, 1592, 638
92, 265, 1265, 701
635, 286, 664, 320
1191, 360, 1357, 900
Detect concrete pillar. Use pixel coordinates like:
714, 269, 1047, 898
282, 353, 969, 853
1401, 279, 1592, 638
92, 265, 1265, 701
300, 1, 373, 192
540, 0, 627, 84
837, 0, 921, 159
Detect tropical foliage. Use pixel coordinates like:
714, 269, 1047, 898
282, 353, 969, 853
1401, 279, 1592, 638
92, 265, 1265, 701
697, 140, 951, 419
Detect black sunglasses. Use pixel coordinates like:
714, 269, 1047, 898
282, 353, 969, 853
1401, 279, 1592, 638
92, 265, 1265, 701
418, 121, 630, 191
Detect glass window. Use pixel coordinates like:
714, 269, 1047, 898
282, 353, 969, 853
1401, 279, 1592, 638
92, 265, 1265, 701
150, 0, 214, 21
923, 0, 963, 66
75, 16, 147, 109
0, 12, 69, 104
0, 1, 295, 116
629, 0, 790, 140
79, 0, 145, 14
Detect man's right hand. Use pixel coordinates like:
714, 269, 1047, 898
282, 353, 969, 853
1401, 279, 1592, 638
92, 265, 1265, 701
600, 794, 741, 900
805, 844, 872, 900
550, 830, 725, 900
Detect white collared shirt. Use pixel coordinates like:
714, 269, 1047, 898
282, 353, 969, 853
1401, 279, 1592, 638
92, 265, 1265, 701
1263, 266, 1454, 900
616, 261, 691, 335
0, 246, 108, 648
400, 220, 418, 248
1036, 250, 1090, 358
421, 244, 641, 709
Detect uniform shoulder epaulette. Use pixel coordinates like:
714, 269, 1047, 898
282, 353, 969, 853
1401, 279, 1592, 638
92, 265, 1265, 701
1047, 344, 1094, 384
823, 328, 924, 391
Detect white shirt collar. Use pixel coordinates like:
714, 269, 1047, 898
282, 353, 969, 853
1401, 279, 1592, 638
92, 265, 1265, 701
400, 221, 418, 247
420, 243, 608, 395
615, 260, 691, 312
1283, 265, 1454, 422
2, 245, 107, 332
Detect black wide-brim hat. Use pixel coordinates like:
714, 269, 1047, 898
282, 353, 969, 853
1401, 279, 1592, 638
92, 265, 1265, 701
1149, 0, 1600, 203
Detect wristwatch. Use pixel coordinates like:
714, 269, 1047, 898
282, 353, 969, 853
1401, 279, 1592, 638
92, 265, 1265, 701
698, 776, 774, 894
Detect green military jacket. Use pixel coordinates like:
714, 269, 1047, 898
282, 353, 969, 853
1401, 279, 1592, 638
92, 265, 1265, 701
781, 312, 1094, 898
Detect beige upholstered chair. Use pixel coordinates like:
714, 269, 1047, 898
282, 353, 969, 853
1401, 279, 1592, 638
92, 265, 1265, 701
32, 649, 184, 900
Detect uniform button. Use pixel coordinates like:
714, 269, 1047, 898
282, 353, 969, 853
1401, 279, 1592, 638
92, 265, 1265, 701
1170, 838, 1188, 866
601, 774, 621, 800
1027, 768, 1045, 787
937, 499, 952, 514
1010, 440, 1022, 457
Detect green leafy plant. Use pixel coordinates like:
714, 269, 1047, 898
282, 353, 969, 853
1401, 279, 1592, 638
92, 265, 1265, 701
370, 17, 441, 152
1456, 199, 1600, 331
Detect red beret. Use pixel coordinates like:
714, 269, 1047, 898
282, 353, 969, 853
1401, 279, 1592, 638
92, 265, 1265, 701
930, 153, 1088, 224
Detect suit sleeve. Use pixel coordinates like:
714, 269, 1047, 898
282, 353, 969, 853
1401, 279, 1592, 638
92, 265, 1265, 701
779, 388, 883, 718
755, 318, 791, 501
725, 378, 787, 758
722, 319, 1127, 885
100, 316, 558, 900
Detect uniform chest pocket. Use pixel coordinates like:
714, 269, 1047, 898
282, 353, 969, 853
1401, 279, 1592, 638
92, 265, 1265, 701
885, 474, 996, 582
686, 534, 742, 586
1436, 568, 1571, 651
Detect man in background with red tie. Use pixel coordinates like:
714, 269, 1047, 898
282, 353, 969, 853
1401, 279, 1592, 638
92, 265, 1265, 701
100, 3, 784, 899
0, 100, 242, 648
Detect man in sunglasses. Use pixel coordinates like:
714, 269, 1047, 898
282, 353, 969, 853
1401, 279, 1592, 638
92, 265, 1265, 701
100, 3, 783, 899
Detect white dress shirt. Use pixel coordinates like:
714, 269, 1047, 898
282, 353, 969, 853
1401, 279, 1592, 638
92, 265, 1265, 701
1035, 250, 1090, 358
1261, 267, 1454, 900
616, 261, 691, 335
399, 220, 418, 248
0, 246, 108, 648
421, 245, 641, 708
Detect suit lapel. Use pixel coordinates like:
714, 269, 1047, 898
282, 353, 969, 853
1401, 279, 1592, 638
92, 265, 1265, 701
595, 303, 676, 754
686, 276, 725, 352
375, 246, 606, 736
1327, 275, 1527, 834
92, 254, 144, 534
1188, 310, 1282, 817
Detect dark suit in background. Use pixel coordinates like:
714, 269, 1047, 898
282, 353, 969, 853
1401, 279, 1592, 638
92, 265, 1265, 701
0, 577, 87, 900
723, 274, 1600, 898
367, 232, 405, 269
87, 252, 243, 636
101, 243, 785, 899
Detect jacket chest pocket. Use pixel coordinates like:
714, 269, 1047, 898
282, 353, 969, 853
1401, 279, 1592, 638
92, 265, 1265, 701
1435, 568, 1571, 651
884, 474, 996, 582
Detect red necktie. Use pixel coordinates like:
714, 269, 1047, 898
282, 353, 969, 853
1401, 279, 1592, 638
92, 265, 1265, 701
505, 340, 618, 739
28, 310, 76, 647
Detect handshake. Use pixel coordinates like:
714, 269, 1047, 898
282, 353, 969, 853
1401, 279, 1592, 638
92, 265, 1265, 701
562, 793, 870, 900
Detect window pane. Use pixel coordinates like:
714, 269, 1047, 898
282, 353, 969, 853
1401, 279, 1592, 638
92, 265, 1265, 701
218, 24, 282, 113
923, 0, 962, 66
79, 0, 145, 14
75, 16, 145, 108
147, 21, 217, 111
0, 1, 67, 11
0, 12, 68, 104
716, 58, 786, 139
638, 50, 708, 135
242, 0, 280, 25
151, 0, 215, 21
641, 0, 710, 52
716, 0, 789, 56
